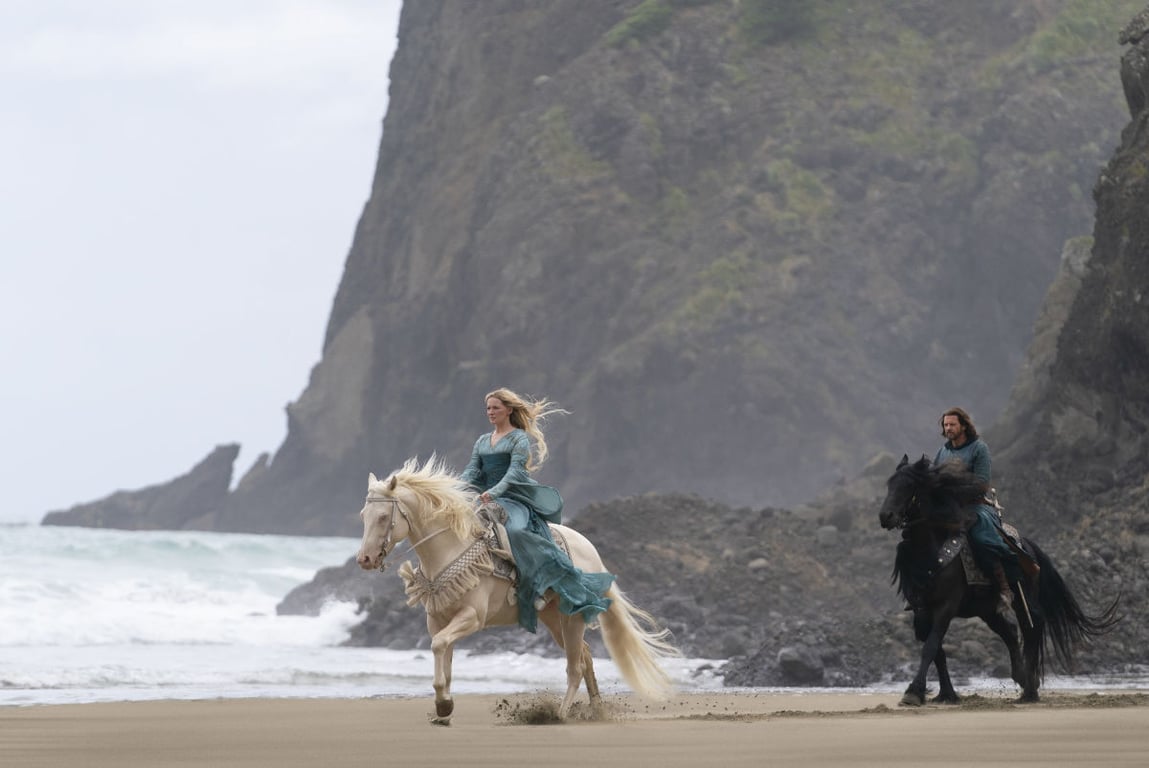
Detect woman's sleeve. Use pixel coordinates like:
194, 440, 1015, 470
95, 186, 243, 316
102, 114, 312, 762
459, 436, 483, 489
487, 433, 532, 498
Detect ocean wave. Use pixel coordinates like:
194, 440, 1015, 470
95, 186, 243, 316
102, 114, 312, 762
3, 525, 1144, 707
0, 525, 360, 648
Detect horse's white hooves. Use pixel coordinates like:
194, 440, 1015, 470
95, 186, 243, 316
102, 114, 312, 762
429, 716, 452, 726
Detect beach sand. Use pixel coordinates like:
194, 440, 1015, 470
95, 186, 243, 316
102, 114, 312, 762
3, 690, 1146, 767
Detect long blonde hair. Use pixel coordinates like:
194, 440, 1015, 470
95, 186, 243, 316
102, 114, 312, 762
485, 388, 567, 471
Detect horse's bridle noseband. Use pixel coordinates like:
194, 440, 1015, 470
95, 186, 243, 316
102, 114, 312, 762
365, 495, 405, 571
364, 494, 449, 571
887, 494, 922, 530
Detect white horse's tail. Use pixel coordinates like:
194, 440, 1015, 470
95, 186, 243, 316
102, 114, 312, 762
599, 585, 680, 700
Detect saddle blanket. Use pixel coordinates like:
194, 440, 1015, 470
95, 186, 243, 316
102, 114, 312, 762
936, 533, 992, 586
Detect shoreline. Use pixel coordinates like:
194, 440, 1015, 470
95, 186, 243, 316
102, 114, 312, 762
3, 672, 1147, 708
3, 691, 1146, 768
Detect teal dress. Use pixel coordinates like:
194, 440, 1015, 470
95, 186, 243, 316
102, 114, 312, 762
460, 430, 614, 632
934, 438, 1020, 581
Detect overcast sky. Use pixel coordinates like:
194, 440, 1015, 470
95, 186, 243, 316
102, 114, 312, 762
1, 1, 403, 523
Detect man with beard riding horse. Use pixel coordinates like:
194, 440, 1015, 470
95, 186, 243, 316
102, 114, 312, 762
933, 407, 1024, 616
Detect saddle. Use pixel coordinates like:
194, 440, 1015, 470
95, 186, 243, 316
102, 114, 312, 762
988, 496, 1041, 579
476, 502, 515, 561
935, 519, 1039, 588
476, 503, 518, 588
933, 533, 992, 586
475, 501, 574, 599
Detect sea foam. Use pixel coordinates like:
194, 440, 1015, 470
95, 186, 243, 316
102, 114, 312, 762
0, 524, 726, 705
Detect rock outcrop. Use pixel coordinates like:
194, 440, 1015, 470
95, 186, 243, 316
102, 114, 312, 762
992, 7, 1149, 510
730, 6, 1149, 680
167, 1, 1139, 535
279, 5, 1149, 686
44, 2, 1139, 543
42, 444, 239, 530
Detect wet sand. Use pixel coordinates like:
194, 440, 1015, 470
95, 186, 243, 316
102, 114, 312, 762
2, 690, 1146, 767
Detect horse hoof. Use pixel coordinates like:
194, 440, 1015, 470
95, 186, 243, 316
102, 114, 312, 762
436, 698, 454, 718
1016, 692, 1040, 704
930, 694, 960, 705
429, 716, 452, 727
900, 692, 925, 707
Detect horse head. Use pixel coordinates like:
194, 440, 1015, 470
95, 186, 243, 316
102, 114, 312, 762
356, 456, 483, 571
879, 454, 931, 530
356, 471, 412, 570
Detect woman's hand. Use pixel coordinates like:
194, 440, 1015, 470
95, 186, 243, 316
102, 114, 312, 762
480, 492, 493, 503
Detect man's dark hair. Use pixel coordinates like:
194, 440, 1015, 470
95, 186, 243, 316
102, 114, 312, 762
940, 407, 979, 440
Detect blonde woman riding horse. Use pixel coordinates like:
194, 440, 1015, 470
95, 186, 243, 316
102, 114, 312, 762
356, 456, 678, 723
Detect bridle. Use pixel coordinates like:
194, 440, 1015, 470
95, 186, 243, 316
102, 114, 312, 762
884, 481, 924, 531
894, 495, 923, 529
364, 494, 449, 571
885, 460, 935, 531
365, 495, 404, 570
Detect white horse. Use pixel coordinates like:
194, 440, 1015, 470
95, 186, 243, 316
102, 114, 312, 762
355, 456, 678, 723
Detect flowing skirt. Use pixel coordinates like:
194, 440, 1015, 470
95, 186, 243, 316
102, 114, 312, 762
500, 498, 614, 632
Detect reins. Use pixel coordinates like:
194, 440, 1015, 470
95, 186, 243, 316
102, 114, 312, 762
365, 495, 449, 570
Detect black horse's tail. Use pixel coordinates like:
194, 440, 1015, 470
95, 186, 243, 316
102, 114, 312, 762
1028, 538, 1122, 673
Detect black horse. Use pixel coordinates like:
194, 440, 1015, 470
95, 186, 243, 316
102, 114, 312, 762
879, 455, 1120, 706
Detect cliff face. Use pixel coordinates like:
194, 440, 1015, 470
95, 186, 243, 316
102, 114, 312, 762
283, 6, 1149, 681
291, 12, 1149, 661
981, 9, 1149, 640
51, 1, 1142, 534
994, 9, 1149, 498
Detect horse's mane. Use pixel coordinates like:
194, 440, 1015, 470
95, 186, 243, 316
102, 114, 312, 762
927, 458, 990, 504
903, 455, 987, 529
891, 455, 988, 599
372, 455, 483, 540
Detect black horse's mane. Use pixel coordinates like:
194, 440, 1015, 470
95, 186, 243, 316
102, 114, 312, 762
891, 456, 987, 604
901, 455, 988, 529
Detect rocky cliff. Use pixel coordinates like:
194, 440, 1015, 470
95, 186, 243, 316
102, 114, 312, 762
42, 445, 238, 530
46, 0, 1142, 536
279, 4, 1149, 686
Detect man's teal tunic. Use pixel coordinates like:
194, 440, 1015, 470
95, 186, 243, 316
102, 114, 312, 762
934, 437, 1019, 580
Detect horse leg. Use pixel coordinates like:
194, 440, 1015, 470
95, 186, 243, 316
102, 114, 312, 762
557, 613, 595, 719
902, 611, 953, 707
1016, 616, 1043, 703
581, 641, 601, 706
930, 645, 960, 704
437, 644, 456, 718
1024, 625, 1043, 703
1008, 572, 1045, 703
427, 607, 482, 725
540, 608, 591, 719
983, 610, 1028, 698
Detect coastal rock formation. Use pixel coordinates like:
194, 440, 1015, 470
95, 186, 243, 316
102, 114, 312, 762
1120, 9, 1149, 115
281, 5, 1149, 684
42, 444, 238, 531
993, 5, 1149, 509
60, 0, 1135, 535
